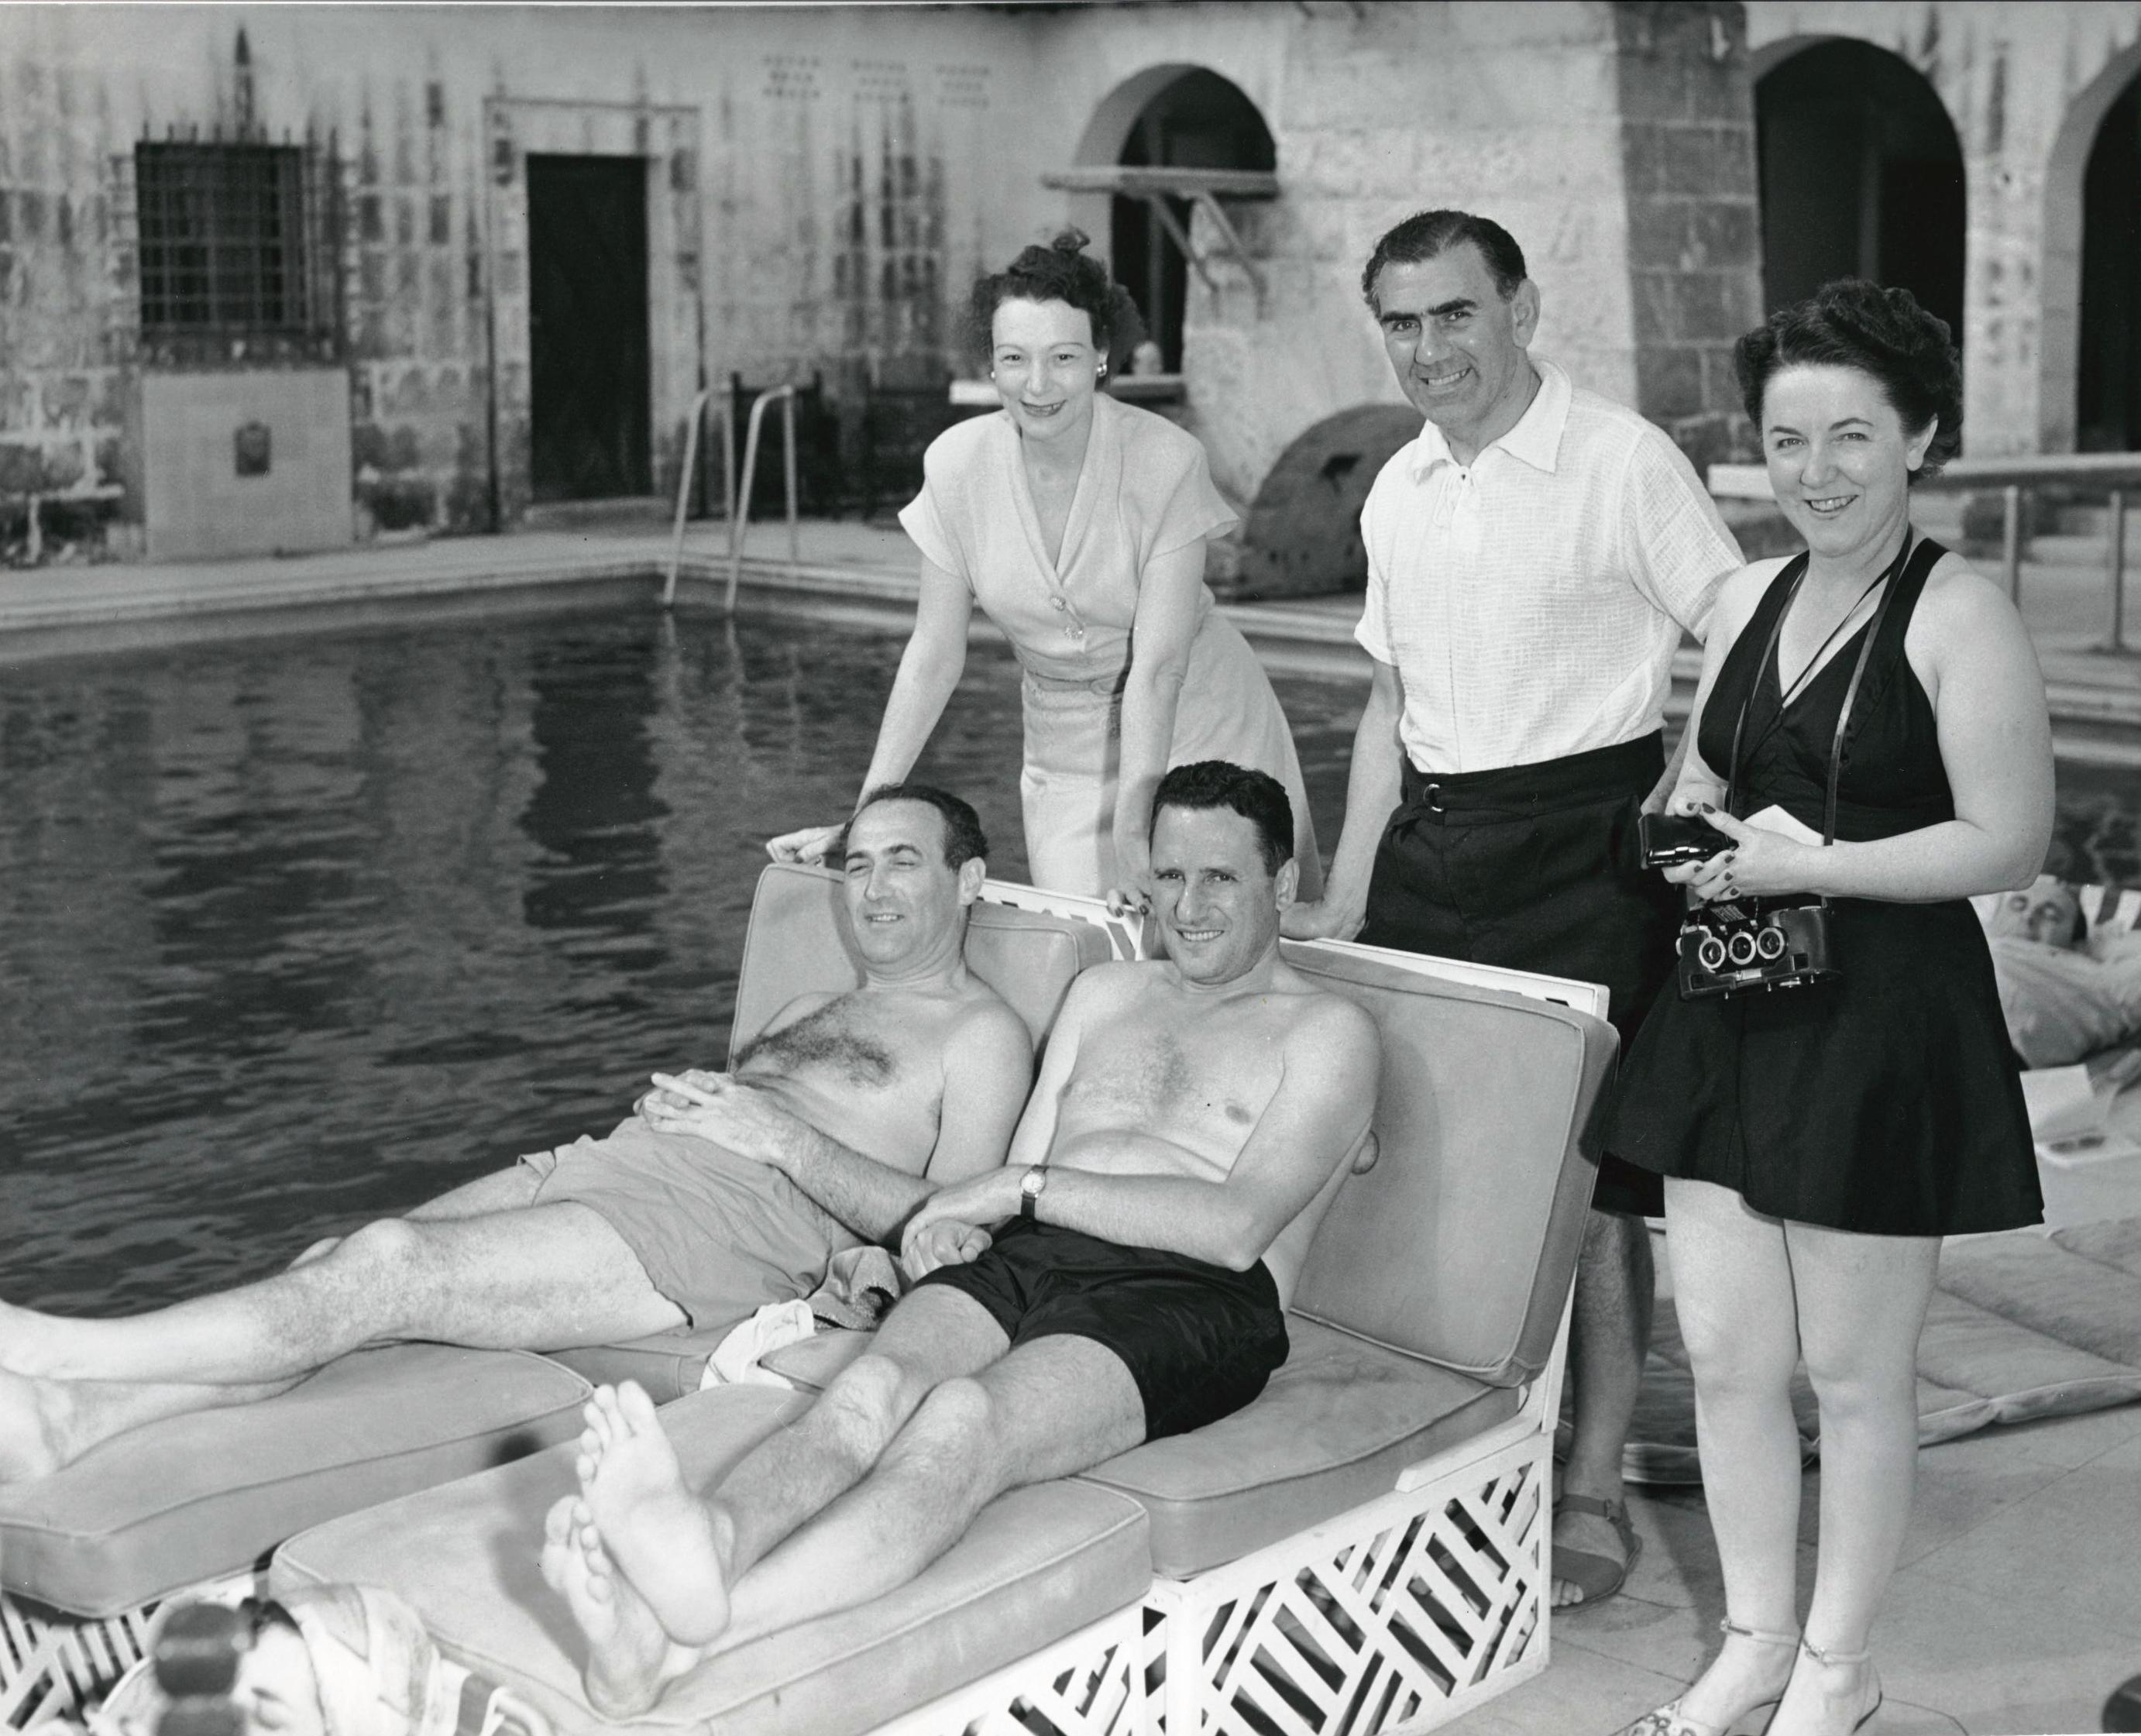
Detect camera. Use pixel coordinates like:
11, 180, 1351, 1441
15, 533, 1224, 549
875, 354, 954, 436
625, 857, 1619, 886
1639, 811, 1732, 869
1676, 896, 1838, 999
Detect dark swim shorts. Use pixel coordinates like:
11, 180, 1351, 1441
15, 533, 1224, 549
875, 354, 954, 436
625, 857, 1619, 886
912, 1217, 1289, 1440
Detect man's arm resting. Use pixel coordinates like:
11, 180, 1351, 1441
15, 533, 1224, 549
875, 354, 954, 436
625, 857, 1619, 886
1284, 658, 1403, 940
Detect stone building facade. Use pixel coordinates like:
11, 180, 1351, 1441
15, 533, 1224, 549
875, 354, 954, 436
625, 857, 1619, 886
0, 1, 2136, 576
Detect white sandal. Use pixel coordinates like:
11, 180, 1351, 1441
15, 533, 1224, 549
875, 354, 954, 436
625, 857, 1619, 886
1612, 1617, 1800, 1736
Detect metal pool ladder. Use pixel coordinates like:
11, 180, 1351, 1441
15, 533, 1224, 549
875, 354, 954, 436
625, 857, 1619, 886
662, 384, 802, 610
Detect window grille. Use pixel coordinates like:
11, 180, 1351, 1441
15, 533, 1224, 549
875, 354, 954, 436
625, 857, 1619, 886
135, 139, 340, 349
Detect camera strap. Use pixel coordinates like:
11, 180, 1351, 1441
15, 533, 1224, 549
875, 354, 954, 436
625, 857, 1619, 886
1725, 531, 1916, 850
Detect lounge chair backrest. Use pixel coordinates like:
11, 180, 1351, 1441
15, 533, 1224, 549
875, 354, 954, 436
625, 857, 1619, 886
1283, 940, 1617, 1389
730, 863, 1112, 1061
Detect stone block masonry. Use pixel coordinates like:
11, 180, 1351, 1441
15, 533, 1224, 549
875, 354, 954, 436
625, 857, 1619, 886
1614, 0, 1765, 471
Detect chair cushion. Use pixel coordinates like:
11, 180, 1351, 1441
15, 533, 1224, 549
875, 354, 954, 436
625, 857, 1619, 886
273, 1386, 1152, 1736
731, 864, 1112, 1057
0, 1345, 589, 1617
1076, 1316, 1520, 1578
1282, 940, 1615, 1387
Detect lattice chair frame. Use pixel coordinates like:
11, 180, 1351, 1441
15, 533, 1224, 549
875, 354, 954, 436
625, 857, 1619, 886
872, 1604, 1148, 1736
1, 1573, 255, 1731
1137, 1311, 1569, 1736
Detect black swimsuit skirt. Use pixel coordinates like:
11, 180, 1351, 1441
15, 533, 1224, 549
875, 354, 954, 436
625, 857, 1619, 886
1605, 542, 2043, 1236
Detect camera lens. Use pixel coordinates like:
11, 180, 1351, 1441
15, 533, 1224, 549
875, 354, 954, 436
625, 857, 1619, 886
1727, 930, 1758, 967
1697, 934, 1727, 971
1756, 925, 1786, 961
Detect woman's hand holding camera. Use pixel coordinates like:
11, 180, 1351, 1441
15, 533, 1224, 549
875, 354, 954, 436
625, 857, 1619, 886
1662, 799, 1822, 903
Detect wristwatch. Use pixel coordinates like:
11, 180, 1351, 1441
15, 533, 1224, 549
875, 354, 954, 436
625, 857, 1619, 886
1019, 1165, 1049, 1220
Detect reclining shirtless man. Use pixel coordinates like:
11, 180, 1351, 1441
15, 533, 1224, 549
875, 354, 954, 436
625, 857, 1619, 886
541, 760, 1383, 1717
0, 785, 1033, 1481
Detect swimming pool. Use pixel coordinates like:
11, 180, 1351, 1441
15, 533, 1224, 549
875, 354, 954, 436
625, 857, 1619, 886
0, 607, 1363, 1313
3, 602, 2133, 1315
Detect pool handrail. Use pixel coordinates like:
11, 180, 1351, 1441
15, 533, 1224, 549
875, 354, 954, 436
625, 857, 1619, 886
724, 384, 802, 614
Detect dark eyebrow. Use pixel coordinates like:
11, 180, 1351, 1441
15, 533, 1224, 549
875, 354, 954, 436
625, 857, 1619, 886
1427, 297, 1477, 318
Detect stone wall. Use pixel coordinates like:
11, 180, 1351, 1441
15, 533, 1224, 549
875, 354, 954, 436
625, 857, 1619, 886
1613, 2, 1765, 470
0, 3, 1050, 549
1744, 0, 2141, 456
1026, 2, 1646, 508
9, 0, 2140, 565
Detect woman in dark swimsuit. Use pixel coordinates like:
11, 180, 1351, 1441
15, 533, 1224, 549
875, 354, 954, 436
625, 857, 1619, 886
1607, 283, 2053, 1736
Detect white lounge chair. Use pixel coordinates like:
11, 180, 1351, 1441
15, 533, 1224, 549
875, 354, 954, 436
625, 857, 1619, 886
271, 863, 1617, 1736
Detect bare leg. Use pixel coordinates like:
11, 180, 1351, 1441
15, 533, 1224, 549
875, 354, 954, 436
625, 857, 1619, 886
715, 1329, 1145, 1651
580, 1287, 1007, 1645
1768, 1221, 1937, 1736
540, 1494, 699, 1718
1659, 1178, 1805, 1728
404, 1165, 544, 1222
0, 1204, 683, 1385
0, 1365, 301, 1481
1553, 1205, 1655, 1606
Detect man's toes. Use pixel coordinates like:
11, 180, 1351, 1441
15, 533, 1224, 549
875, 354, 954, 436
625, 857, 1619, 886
614, 1380, 660, 1436
544, 1495, 578, 1547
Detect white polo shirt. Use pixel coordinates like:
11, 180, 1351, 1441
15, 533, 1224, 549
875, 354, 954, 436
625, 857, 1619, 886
1355, 358, 1741, 775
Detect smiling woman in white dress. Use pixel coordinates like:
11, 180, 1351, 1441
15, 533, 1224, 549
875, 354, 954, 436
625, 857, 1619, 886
768, 230, 1318, 901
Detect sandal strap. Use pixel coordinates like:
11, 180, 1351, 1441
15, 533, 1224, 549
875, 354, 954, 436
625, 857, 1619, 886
1800, 1637, 1872, 1666
1718, 1617, 1799, 1649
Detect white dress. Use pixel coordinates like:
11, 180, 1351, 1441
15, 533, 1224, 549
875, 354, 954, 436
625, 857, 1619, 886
900, 394, 1316, 896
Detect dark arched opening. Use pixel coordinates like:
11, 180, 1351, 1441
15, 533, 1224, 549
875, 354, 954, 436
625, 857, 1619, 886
2078, 73, 2141, 450
1109, 70, 1274, 371
1755, 40, 1964, 342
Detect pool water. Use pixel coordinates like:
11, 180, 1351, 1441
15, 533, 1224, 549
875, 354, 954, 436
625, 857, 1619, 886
2, 605, 2132, 1314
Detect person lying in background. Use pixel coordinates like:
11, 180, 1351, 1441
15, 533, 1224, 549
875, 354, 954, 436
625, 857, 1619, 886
0, 786, 1030, 1482
1981, 873, 2141, 1068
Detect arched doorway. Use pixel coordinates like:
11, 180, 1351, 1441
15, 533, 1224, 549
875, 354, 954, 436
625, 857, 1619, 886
2078, 72, 2141, 450
1107, 70, 1273, 370
1754, 40, 1964, 342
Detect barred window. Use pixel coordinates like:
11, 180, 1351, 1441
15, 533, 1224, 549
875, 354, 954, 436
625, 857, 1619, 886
136, 141, 333, 338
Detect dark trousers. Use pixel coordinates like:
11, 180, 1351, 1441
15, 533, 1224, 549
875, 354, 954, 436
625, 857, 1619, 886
1359, 732, 1678, 1215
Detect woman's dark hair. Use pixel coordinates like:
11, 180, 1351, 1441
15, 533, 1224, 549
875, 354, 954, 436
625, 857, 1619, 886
1734, 280, 1964, 478
1360, 209, 1528, 308
967, 229, 1143, 364
1151, 761, 1294, 875
849, 783, 988, 871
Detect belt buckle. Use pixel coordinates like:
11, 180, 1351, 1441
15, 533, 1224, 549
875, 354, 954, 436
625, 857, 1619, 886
1426, 780, 1444, 815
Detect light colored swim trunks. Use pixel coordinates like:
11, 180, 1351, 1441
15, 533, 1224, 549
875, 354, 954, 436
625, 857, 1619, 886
521, 1118, 861, 1332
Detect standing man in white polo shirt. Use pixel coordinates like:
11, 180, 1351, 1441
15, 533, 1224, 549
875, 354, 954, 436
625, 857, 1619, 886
1287, 210, 1741, 1608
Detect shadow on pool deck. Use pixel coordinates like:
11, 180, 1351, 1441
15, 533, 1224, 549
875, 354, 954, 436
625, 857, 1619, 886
8, 514, 2141, 763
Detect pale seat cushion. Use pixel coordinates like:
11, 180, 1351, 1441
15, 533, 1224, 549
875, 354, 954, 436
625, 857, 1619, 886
1282, 942, 1613, 1388
1075, 1318, 1519, 1577
0, 1345, 589, 1617
273, 1387, 1153, 1736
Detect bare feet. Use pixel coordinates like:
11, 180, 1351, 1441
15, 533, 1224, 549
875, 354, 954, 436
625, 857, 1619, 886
578, 1383, 734, 1646
0, 1367, 68, 1482
540, 1495, 700, 1718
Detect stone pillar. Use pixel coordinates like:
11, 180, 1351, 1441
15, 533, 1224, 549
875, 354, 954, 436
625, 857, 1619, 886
1612, 0, 1764, 469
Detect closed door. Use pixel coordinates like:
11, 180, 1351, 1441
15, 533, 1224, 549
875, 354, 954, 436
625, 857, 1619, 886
527, 154, 651, 500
